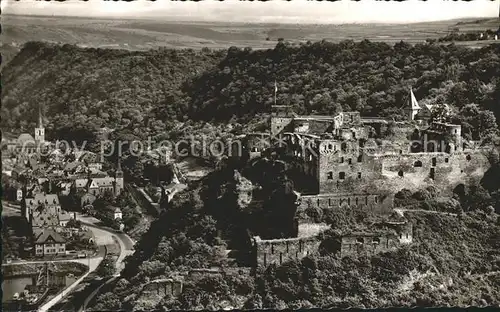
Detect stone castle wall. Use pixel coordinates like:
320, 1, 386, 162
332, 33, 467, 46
141, 278, 183, 298
253, 235, 321, 269
336, 222, 413, 257
296, 192, 394, 222
373, 149, 490, 194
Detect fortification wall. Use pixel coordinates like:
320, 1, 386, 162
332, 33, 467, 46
341, 112, 362, 127
296, 193, 394, 222
316, 147, 490, 196
376, 150, 490, 194
307, 120, 332, 134
318, 142, 382, 194
141, 278, 183, 298
337, 222, 412, 257
253, 235, 321, 268
339, 234, 401, 257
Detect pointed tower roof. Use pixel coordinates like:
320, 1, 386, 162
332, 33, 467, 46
117, 157, 123, 172
37, 105, 44, 128
410, 88, 421, 110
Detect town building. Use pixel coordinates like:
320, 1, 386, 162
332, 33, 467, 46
113, 207, 122, 220
23, 193, 72, 229
34, 228, 66, 257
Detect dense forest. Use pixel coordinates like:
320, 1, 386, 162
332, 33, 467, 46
2, 40, 500, 140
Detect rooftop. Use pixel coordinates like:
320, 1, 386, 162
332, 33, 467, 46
35, 228, 66, 244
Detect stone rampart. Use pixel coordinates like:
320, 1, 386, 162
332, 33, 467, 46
252, 235, 321, 269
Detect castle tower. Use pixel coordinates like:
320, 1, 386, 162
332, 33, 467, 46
35, 105, 45, 143
404, 88, 421, 121
114, 158, 124, 196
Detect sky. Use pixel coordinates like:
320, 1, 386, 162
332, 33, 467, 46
2, 0, 499, 24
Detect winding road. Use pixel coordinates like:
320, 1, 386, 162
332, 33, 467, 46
2, 202, 135, 311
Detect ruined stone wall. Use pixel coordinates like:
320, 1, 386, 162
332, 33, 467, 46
296, 193, 394, 222
375, 150, 490, 194
142, 279, 183, 298
317, 143, 490, 196
338, 234, 401, 257
340, 112, 362, 127
318, 140, 382, 194
253, 235, 321, 268
337, 222, 412, 257
307, 120, 332, 134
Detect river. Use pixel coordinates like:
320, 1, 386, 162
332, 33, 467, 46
2, 275, 79, 302
2, 276, 33, 301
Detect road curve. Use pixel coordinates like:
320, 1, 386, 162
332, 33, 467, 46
2, 203, 135, 311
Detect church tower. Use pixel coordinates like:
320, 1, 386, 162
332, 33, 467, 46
35, 105, 45, 143
404, 87, 421, 121
114, 158, 124, 196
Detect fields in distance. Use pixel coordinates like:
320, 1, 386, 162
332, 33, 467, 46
2, 14, 498, 52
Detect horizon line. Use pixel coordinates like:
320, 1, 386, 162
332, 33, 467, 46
3, 12, 496, 26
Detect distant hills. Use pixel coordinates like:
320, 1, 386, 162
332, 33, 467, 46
1, 15, 498, 67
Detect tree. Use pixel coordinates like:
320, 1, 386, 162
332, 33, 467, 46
97, 257, 115, 277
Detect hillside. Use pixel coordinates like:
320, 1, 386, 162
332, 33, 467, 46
2, 40, 500, 145
92, 169, 500, 310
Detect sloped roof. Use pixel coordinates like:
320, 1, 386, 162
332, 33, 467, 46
74, 178, 89, 188
35, 228, 66, 244
26, 193, 60, 208
89, 177, 115, 188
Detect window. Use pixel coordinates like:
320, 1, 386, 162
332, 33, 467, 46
348, 158, 352, 165
398, 170, 404, 177
356, 237, 364, 244
340, 157, 344, 163
445, 158, 449, 163
466, 155, 471, 161
329, 198, 332, 206
327, 172, 333, 180
339, 172, 345, 180
414, 160, 422, 167
358, 172, 362, 179
375, 196, 378, 203
328, 144, 333, 150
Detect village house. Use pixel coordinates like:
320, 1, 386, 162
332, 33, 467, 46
34, 228, 66, 257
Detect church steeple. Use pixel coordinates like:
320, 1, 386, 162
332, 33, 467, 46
114, 157, 124, 196
35, 105, 45, 143
38, 105, 43, 128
